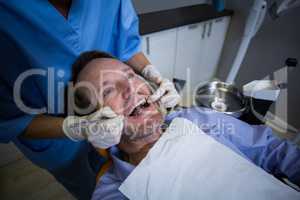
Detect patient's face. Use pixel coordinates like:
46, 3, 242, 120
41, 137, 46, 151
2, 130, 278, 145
77, 58, 164, 154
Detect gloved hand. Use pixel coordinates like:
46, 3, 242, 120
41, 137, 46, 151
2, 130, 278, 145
62, 107, 124, 149
142, 64, 181, 108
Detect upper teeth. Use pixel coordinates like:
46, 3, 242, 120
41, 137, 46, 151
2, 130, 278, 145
129, 99, 146, 115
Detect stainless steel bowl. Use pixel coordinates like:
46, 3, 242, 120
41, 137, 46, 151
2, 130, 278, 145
195, 81, 247, 118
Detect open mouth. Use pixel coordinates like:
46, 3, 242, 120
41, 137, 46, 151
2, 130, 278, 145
124, 99, 163, 142
128, 99, 151, 117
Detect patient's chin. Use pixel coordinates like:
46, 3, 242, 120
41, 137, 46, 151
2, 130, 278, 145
118, 130, 160, 154
120, 111, 163, 154
124, 111, 163, 139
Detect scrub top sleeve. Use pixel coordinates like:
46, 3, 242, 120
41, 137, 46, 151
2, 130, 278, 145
0, 35, 37, 143
0, 114, 35, 143
116, 0, 142, 62
0, 81, 35, 143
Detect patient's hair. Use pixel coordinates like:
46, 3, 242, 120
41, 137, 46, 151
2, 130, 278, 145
72, 50, 115, 82
71, 51, 115, 114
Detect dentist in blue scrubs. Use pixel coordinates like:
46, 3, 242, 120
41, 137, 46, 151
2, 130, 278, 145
0, 0, 181, 199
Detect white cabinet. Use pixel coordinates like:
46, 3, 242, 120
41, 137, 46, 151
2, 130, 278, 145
141, 29, 177, 80
174, 22, 206, 86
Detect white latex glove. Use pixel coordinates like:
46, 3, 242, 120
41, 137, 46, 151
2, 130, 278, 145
142, 65, 181, 108
63, 107, 124, 149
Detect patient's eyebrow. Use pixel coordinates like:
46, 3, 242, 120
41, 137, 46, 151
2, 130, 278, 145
121, 67, 132, 73
101, 68, 132, 87
102, 80, 112, 86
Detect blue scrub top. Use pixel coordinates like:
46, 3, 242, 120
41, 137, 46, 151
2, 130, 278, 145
0, 0, 141, 170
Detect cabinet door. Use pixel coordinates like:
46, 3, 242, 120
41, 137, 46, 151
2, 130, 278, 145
174, 23, 205, 86
174, 22, 206, 106
200, 16, 231, 81
141, 29, 177, 80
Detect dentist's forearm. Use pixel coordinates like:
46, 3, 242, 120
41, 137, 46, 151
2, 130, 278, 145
22, 115, 66, 139
126, 52, 151, 73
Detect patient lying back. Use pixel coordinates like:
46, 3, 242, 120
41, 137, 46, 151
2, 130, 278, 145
71, 51, 300, 200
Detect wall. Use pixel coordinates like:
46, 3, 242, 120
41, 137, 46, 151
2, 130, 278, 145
216, 0, 300, 132
132, 0, 208, 14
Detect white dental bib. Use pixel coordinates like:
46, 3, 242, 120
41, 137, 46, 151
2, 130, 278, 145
119, 118, 299, 200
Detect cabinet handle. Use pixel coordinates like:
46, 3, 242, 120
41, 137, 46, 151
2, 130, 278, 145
146, 37, 150, 55
202, 23, 207, 39
207, 21, 213, 38
215, 17, 223, 23
188, 24, 198, 30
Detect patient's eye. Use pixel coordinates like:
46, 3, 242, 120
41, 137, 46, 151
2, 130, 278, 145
103, 87, 114, 98
127, 72, 135, 79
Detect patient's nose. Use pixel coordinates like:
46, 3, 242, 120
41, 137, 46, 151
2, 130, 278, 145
133, 79, 149, 94
121, 85, 131, 101
137, 87, 150, 96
